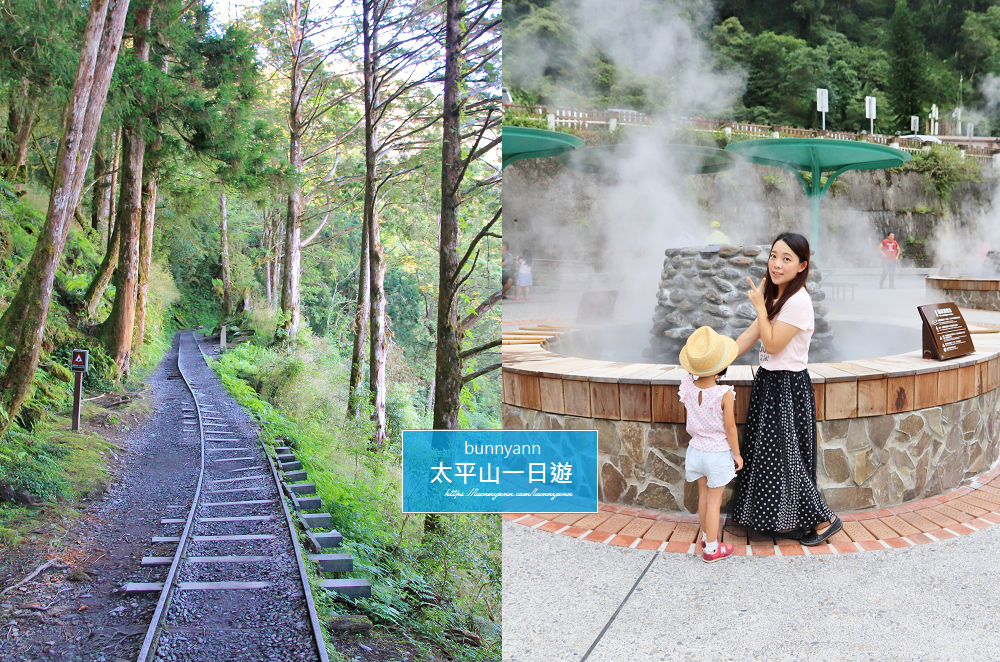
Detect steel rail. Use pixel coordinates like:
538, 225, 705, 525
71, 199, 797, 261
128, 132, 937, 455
136, 331, 207, 662
193, 334, 330, 662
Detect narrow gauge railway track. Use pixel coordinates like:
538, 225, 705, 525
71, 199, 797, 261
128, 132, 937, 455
129, 331, 328, 662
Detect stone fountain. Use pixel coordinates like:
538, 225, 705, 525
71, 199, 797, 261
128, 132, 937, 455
645, 243, 835, 364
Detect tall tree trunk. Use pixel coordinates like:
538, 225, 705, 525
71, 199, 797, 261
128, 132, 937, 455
102, 124, 143, 374
1, 78, 39, 181
133, 131, 161, 350
107, 127, 121, 250
0, 0, 130, 436
362, 0, 387, 445
220, 191, 233, 316
81, 206, 121, 317
90, 138, 109, 232
102, 1, 152, 376
432, 0, 464, 430
262, 214, 272, 308
346, 221, 370, 418
279, 0, 304, 340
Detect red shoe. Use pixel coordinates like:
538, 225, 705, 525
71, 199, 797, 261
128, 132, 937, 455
702, 542, 734, 563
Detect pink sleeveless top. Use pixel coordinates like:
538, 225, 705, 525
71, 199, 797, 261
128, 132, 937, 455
678, 373, 734, 452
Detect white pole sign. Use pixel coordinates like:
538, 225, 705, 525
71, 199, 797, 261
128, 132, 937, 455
911, 115, 920, 133
865, 96, 876, 134
817, 88, 828, 130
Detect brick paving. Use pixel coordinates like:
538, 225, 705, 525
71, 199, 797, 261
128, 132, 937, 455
502, 463, 1000, 557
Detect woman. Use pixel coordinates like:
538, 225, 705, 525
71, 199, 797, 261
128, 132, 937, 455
730, 233, 842, 546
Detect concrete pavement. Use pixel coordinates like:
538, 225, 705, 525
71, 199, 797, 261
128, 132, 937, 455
503, 517, 1000, 662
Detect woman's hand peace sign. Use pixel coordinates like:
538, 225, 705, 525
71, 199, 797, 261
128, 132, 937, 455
747, 277, 766, 314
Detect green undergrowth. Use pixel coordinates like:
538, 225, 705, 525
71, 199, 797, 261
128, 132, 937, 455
213, 339, 501, 662
0, 406, 129, 547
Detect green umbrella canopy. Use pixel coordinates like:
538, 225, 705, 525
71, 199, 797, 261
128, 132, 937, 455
725, 138, 912, 247
502, 126, 584, 169
559, 143, 736, 175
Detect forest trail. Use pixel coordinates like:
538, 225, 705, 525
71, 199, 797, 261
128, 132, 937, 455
0, 332, 336, 662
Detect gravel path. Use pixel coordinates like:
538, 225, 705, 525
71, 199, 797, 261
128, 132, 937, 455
502, 518, 1000, 662
147, 331, 319, 662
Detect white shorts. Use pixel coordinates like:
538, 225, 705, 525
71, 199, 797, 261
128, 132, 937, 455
685, 446, 736, 488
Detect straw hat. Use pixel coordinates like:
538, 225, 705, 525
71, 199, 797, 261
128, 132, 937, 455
679, 326, 739, 376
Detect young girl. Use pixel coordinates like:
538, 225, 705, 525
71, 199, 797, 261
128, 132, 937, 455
514, 249, 533, 301
730, 233, 842, 545
678, 326, 744, 562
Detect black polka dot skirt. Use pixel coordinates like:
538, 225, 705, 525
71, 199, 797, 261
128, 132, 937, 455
729, 367, 836, 533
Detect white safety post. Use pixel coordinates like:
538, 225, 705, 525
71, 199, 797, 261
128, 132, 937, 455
817, 88, 829, 131
865, 96, 876, 135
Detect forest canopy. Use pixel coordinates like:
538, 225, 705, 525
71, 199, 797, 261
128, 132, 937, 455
503, 0, 1000, 135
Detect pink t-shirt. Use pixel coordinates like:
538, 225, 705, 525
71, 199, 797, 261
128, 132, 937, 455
678, 373, 734, 452
758, 287, 814, 372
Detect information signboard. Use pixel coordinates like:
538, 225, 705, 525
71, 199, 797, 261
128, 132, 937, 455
70, 349, 89, 373
918, 302, 975, 360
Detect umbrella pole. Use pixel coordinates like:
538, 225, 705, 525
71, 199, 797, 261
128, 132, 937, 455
810, 194, 820, 248
810, 159, 822, 249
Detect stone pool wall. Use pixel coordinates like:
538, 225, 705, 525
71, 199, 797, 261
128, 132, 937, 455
647, 244, 835, 364
501, 339, 1000, 514
927, 276, 1000, 312
502, 389, 1000, 514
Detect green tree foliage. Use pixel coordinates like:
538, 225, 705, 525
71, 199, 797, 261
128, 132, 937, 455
887, 0, 927, 131
506, 1, 1000, 134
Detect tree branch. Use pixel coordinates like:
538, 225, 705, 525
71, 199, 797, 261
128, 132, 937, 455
453, 207, 501, 288
459, 288, 502, 333
463, 362, 501, 384
303, 223, 361, 249
460, 338, 501, 360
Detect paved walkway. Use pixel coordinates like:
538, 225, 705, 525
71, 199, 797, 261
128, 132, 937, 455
504, 462, 1000, 662
503, 512, 1000, 662
503, 462, 1000, 557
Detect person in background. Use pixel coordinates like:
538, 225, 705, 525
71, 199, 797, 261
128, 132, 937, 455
513, 249, 533, 301
501, 240, 515, 299
879, 231, 900, 289
705, 221, 730, 245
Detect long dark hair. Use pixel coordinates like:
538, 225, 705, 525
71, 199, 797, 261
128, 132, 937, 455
764, 232, 810, 320
521, 249, 532, 266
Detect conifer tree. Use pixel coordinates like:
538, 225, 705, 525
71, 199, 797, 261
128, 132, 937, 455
888, 0, 927, 130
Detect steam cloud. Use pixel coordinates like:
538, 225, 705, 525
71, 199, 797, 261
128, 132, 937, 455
504, 0, 999, 331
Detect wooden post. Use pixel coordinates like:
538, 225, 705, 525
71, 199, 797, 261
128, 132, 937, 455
72, 371, 83, 431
